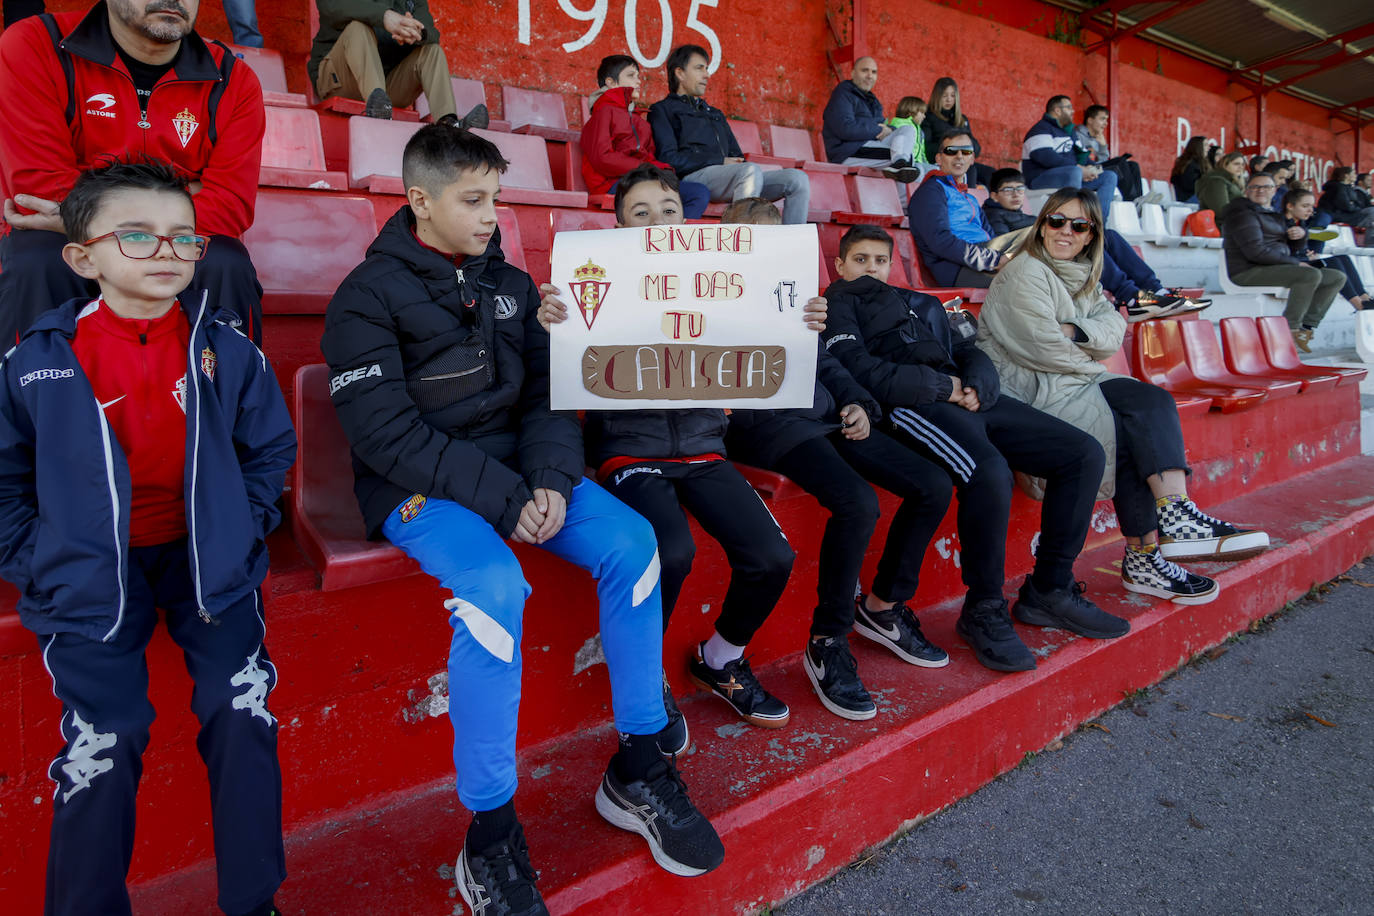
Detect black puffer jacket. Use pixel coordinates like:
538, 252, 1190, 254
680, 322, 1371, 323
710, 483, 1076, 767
822, 276, 1000, 410
726, 340, 881, 468
922, 108, 982, 157
1221, 197, 1300, 277
982, 199, 1034, 236
1318, 180, 1371, 222
647, 93, 743, 178
322, 206, 582, 539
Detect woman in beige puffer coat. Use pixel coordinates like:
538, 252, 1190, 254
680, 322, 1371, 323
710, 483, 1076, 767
977, 188, 1268, 605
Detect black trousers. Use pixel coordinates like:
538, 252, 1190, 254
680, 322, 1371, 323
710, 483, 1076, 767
887, 397, 1105, 601
1311, 254, 1367, 301
605, 459, 795, 647
1099, 377, 1189, 538
770, 430, 953, 636
1106, 159, 1144, 201
0, 229, 263, 346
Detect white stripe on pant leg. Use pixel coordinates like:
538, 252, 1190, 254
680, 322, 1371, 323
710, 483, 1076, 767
890, 407, 977, 482
444, 596, 516, 663
632, 549, 661, 607
752, 489, 790, 544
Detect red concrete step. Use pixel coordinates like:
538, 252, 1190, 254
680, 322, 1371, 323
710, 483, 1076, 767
126, 456, 1374, 914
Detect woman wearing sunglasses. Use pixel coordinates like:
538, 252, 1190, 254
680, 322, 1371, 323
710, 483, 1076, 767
976, 188, 1269, 605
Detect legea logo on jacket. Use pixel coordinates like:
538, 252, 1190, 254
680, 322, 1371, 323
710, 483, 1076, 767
330, 363, 382, 395
84, 93, 117, 119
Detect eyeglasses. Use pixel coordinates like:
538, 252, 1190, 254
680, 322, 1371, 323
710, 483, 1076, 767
81, 229, 209, 261
940, 146, 975, 156
994, 185, 1027, 194
1044, 214, 1094, 234
1247, 183, 1276, 191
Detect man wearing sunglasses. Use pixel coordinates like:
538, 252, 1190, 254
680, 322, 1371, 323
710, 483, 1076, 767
906, 132, 1010, 288
1222, 173, 1345, 352
1021, 95, 1118, 221
0, 0, 267, 347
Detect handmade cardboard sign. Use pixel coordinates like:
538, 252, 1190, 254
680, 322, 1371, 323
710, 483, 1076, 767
549, 224, 819, 410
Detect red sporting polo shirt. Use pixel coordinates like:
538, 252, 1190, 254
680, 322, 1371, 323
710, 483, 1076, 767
72, 299, 190, 547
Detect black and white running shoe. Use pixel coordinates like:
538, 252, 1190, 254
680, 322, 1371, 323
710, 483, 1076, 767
456, 824, 548, 916
803, 635, 876, 720
1156, 496, 1270, 560
1122, 544, 1219, 605
853, 595, 950, 667
594, 757, 725, 877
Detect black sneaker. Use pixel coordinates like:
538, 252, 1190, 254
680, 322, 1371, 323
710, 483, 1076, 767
687, 645, 790, 728
658, 673, 689, 757
1156, 496, 1270, 560
852, 595, 950, 667
803, 635, 876, 720
1122, 544, 1219, 605
881, 158, 922, 183
456, 824, 548, 916
363, 87, 393, 120
594, 758, 724, 876
1124, 289, 1208, 322
460, 103, 491, 130
955, 598, 1036, 672
1011, 576, 1129, 639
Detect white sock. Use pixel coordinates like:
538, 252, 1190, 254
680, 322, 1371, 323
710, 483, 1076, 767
701, 632, 745, 670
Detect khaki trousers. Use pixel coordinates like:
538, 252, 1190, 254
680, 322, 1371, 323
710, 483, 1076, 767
315, 20, 456, 119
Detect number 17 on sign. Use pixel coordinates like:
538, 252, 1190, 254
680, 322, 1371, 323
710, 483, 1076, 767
773, 280, 798, 312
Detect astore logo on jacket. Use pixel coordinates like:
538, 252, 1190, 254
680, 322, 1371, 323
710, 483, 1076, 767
84, 92, 117, 118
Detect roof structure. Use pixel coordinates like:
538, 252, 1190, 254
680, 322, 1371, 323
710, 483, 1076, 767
1061, 0, 1374, 121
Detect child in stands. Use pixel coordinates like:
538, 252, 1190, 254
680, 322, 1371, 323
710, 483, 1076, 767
824, 225, 1126, 672
582, 53, 710, 218
888, 96, 930, 166
538, 165, 824, 739
323, 128, 722, 916
720, 198, 954, 721
0, 159, 296, 916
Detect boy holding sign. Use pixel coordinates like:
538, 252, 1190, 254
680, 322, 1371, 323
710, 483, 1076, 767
538, 166, 825, 744
323, 128, 722, 916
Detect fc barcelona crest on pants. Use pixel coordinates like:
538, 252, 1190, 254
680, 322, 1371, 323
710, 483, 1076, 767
569, 259, 611, 330
201, 347, 217, 382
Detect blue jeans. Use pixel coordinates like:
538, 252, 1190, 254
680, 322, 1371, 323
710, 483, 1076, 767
1030, 165, 1119, 221
223, 0, 262, 47
381, 479, 666, 812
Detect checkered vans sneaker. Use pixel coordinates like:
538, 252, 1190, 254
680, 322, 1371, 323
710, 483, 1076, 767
1122, 544, 1219, 605
1156, 496, 1270, 560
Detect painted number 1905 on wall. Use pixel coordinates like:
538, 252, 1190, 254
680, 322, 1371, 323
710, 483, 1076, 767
517, 0, 723, 71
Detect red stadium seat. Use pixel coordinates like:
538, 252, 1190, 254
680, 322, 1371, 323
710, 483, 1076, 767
292, 366, 419, 591
226, 45, 307, 107
346, 118, 422, 194
844, 175, 904, 226
1101, 345, 1209, 416
495, 206, 528, 274
471, 129, 588, 208
1133, 320, 1268, 412
259, 107, 347, 190
1219, 317, 1341, 392
244, 192, 375, 315
1255, 316, 1367, 387
732, 120, 801, 168
502, 87, 579, 141
548, 208, 616, 251
768, 125, 844, 172
900, 233, 987, 304
1177, 320, 1302, 399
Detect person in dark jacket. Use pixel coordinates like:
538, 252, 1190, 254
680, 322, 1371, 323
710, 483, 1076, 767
309, 0, 485, 125
538, 166, 826, 737
1318, 166, 1374, 234
718, 199, 954, 721
0, 160, 296, 916
983, 168, 1207, 321
322, 129, 723, 913
580, 53, 708, 217
1169, 136, 1209, 203
823, 225, 1109, 674
1222, 172, 1346, 351
647, 44, 810, 223
1282, 187, 1370, 309
907, 132, 1006, 288
922, 76, 993, 187
820, 57, 920, 181
1021, 95, 1118, 220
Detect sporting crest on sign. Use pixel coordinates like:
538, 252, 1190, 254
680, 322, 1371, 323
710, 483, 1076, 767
568, 259, 611, 330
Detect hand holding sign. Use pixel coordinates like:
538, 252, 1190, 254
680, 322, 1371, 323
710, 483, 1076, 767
548, 224, 821, 410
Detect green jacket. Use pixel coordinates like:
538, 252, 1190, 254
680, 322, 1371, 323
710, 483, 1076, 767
888, 116, 929, 163
1195, 168, 1243, 215
309, 1, 441, 87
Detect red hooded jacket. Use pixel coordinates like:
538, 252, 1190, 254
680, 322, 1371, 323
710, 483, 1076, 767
0, 4, 265, 239
580, 86, 671, 195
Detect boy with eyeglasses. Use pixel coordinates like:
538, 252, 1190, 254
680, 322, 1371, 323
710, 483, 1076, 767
0, 158, 296, 916
823, 224, 1120, 672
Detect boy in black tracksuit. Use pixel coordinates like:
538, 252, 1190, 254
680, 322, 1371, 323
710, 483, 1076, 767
823, 226, 1113, 673
719, 200, 954, 722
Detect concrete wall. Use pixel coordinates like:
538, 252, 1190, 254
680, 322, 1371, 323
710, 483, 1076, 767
28, 0, 1371, 180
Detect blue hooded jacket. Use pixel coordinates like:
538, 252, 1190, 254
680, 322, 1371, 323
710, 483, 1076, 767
0, 294, 296, 642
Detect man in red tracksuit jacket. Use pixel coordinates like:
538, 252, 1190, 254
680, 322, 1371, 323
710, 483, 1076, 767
580, 53, 708, 218
0, 0, 266, 346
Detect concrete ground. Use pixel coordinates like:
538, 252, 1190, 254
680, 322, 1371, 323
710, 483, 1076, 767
777, 561, 1374, 916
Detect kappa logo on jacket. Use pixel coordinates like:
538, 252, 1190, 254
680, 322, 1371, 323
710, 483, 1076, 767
19, 367, 75, 386
57, 710, 117, 803
330, 363, 382, 395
